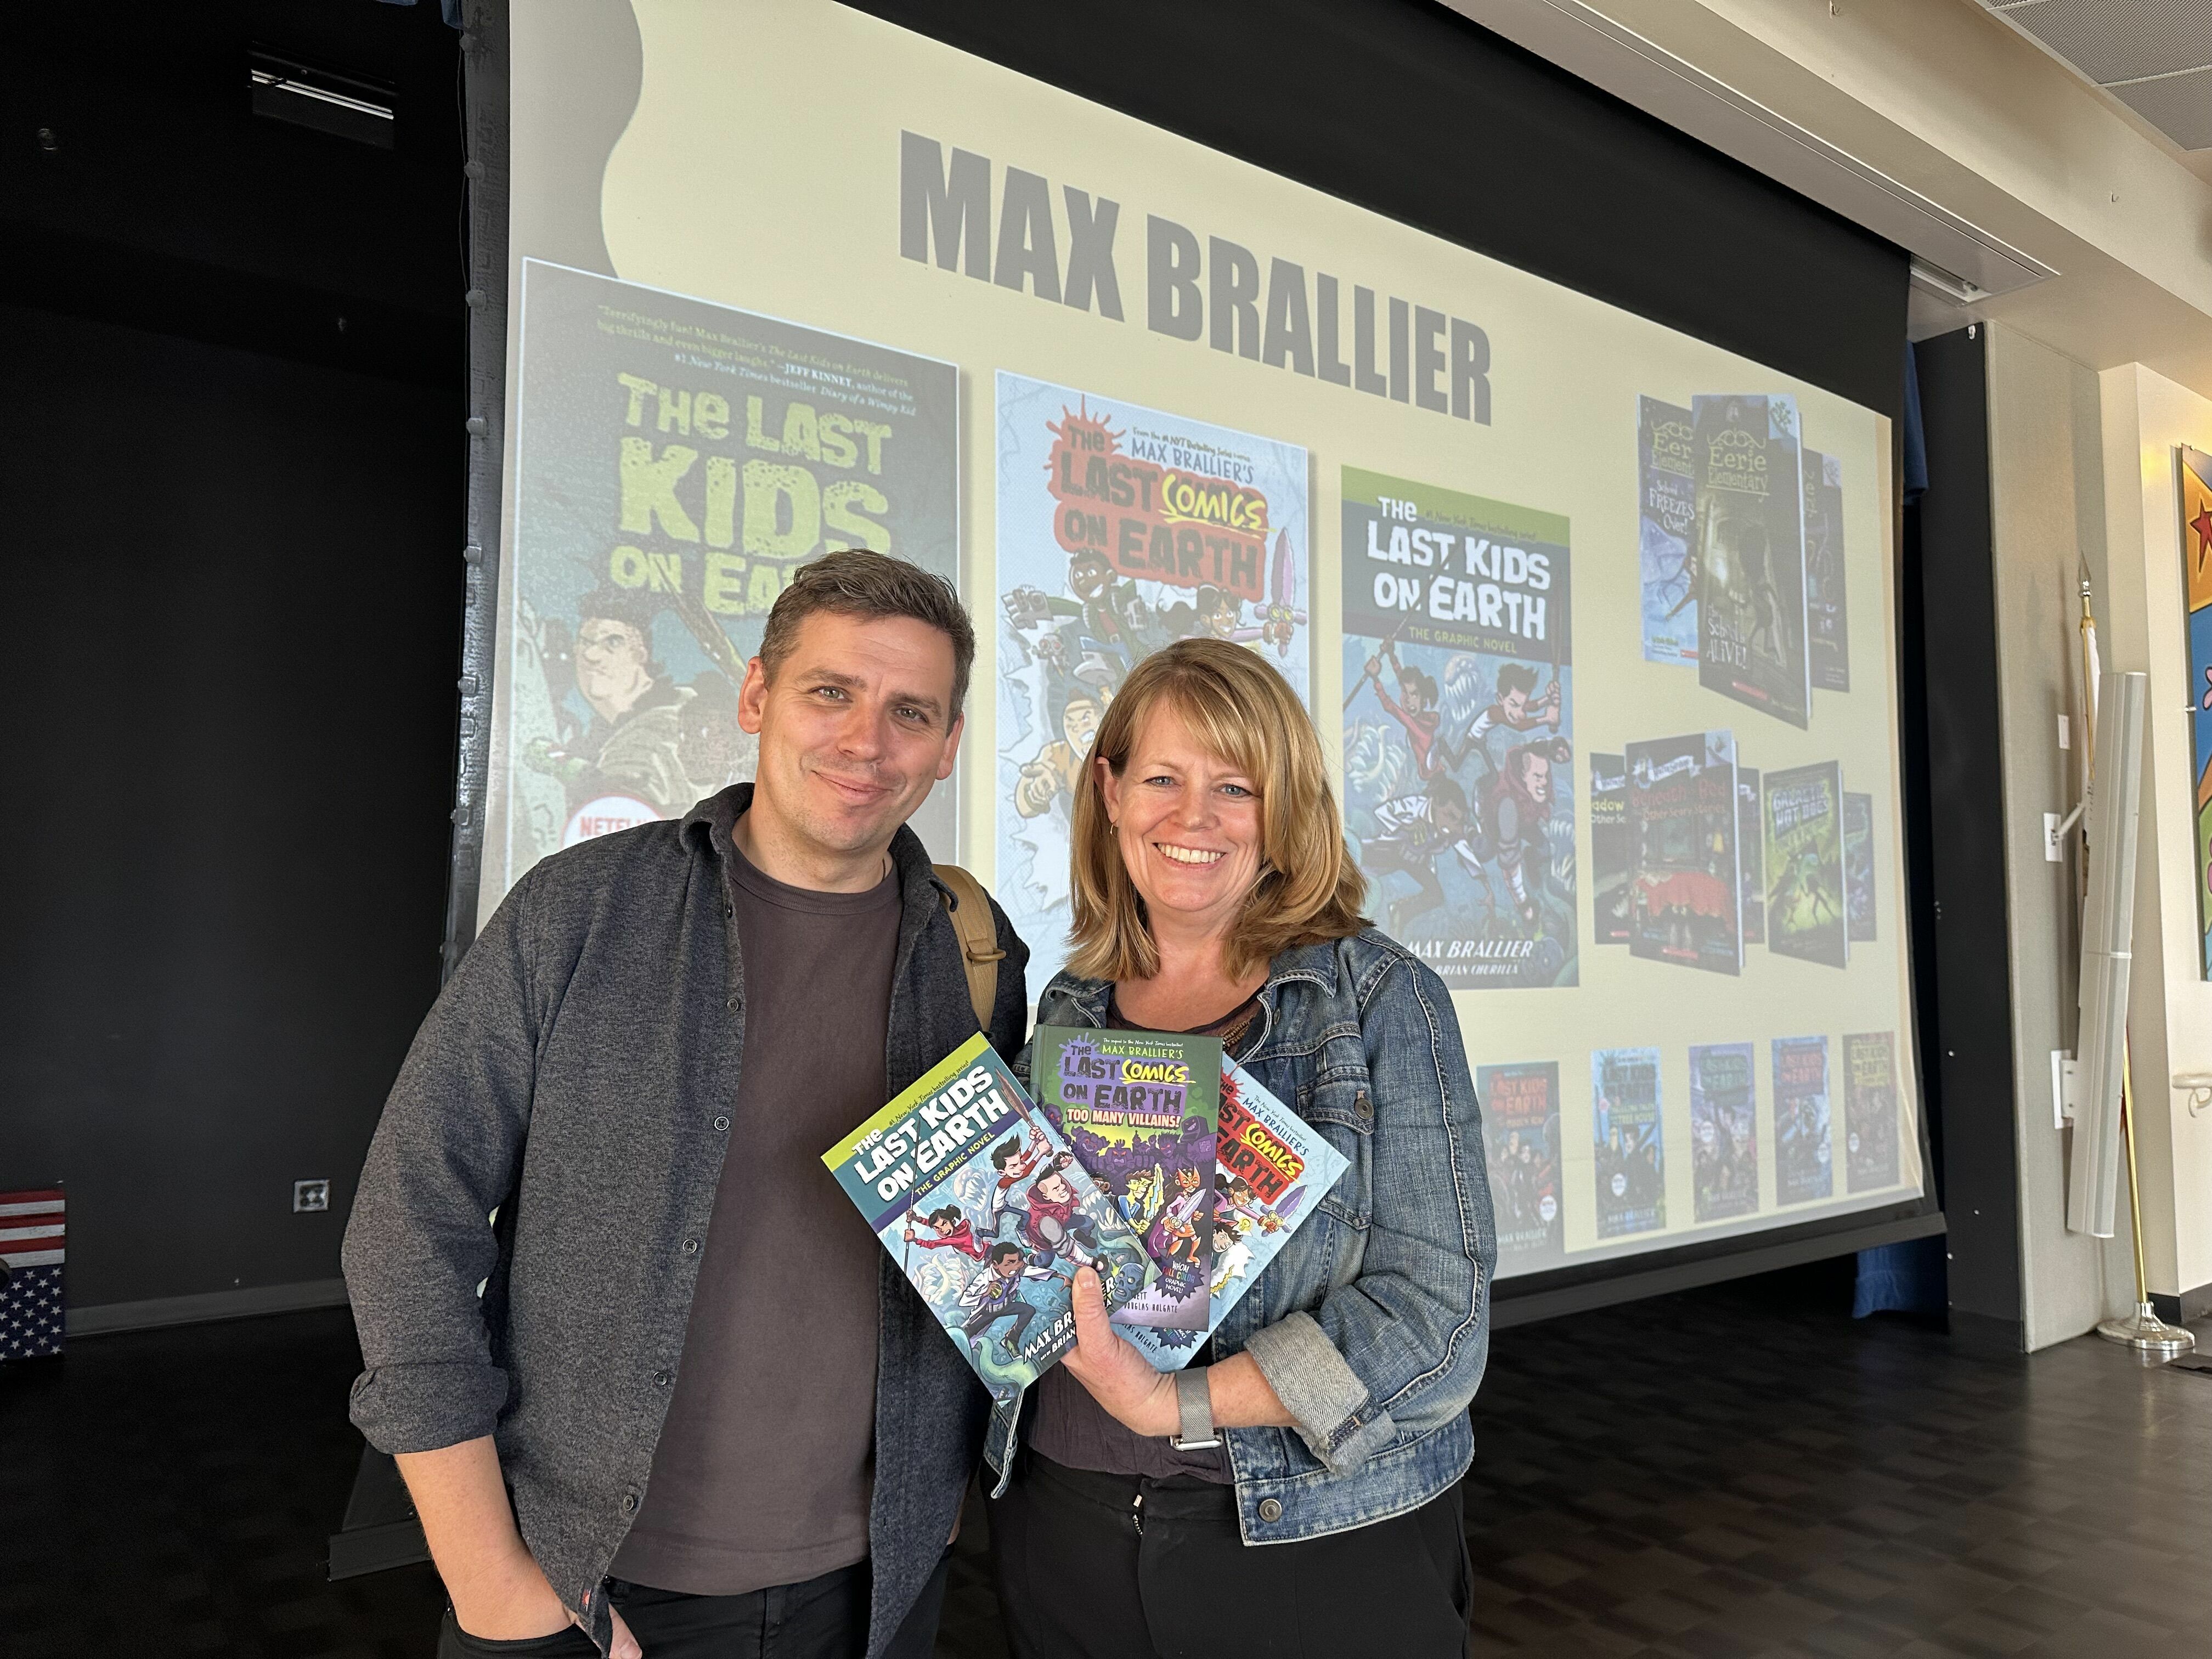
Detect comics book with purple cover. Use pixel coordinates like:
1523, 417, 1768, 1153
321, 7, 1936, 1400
823, 1033, 1155, 1402
1125, 1058, 1351, 1372
1032, 1026, 1220, 1331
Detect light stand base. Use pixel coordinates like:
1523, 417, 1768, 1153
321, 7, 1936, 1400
2095, 1302, 2196, 1358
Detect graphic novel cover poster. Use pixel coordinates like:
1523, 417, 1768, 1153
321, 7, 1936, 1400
1772, 1036, 1833, 1205
1639, 396, 1699, 664
1626, 730, 1741, 976
1844, 790, 1876, 943
1738, 765, 1764, 945
823, 1034, 1154, 1402
1590, 754, 1630, 946
1765, 761, 1848, 968
1843, 1031, 1900, 1192
496, 260, 958, 907
1804, 449, 1849, 692
1032, 1026, 1219, 1332
1695, 394, 1809, 730
1341, 468, 1576, 989
1478, 1060, 1563, 1272
1592, 1047, 1664, 1238
1689, 1042, 1758, 1222
996, 374, 1310, 989
1125, 1058, 1350, 1372
2181, 446, 2212, 979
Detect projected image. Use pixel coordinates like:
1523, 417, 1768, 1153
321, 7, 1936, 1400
1804, 449, 1850, 692
1695, 394, 1810, 730
1592, 1047, 1664, 1239
1638, 396, 1699, 665
994, 373, 1310, 986
1478, 1060, 1563, 1272
1772, 1035, 1833, 1205
1689, 1041, 1759, 1222
495, 261, 958, 889
1626, 730, 1741, 977
1340, 468, 1576, 989
1844, 1031, 1901, 1192
1764, 761, 1848, 968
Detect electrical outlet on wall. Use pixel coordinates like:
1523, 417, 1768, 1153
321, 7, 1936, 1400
294, 1178, 331, 1213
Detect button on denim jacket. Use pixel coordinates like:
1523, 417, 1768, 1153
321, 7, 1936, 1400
985, 929, 1497, 1544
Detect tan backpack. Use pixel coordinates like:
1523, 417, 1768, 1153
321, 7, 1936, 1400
933, 864, 1005, 1031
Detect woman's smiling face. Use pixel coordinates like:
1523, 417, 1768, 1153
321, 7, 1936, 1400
1098, 700, 1265, 945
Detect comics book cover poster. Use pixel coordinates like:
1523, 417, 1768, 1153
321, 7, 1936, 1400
2183, 447, 2212, 980
1479, 1061, 1564, 1272
1031, 1026, 1220, 1331
1592, 1047, 1665, 1238
1626, 730, 1741, 976
493, 259, 958, 917
1695, 394, 1810, 730
1772, 1036, 1833, 1204
1738, 765, 1765, 945
823, 1034, 1155, 1402
996, 373, 1310, 990
1340, 467, 1576, 989
1590, 754, 1630, 946
1804, 449, 1849, 692
1639, 396, 1699, 664
1844, 790, 1876, 943
1689, 1042, 1759, 1222
1125, 1058, 1350, 1372
1843, 1031, 1901, 1192
1765, 762, 1848, 968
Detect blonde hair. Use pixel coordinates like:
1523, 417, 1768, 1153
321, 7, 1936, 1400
1067, 639, 1369, 984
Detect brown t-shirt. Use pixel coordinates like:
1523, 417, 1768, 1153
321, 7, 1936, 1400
1026, 991, 1259, 1483
610, 831, 901, 1593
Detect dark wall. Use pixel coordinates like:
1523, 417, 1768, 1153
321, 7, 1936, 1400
0, 1, 464, 1308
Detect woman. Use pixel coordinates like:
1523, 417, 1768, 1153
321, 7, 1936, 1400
987, 639, 1496, 1659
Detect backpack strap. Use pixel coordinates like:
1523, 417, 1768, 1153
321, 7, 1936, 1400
933, 864, 1005, 1032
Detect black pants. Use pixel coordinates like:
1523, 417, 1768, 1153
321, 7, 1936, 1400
990, 1453, 1470, 1659
435, 1551, 948, 1659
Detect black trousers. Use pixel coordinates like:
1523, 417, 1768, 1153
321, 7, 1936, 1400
435, 1551, 948, 1659
990, 1453, 1470, 1659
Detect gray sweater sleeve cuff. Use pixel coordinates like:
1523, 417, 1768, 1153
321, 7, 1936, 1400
1242, 1311, 1397, 1473
347, 1361, 510, 1455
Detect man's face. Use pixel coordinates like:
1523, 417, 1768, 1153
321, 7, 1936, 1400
1063, 697, 1101, 754
992, 1252, 1020, 1279
738, 610, 962, 865
1436, 798, 1467, 836
575, 618, 652, 715
1522, 753, 1553, 806
1034, 1169, 1074, 1204
1070, 555, 1109, 599
1500, 685, 1528, 720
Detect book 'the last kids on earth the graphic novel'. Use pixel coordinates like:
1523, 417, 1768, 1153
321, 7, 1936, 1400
823, 1034, 1155, 1402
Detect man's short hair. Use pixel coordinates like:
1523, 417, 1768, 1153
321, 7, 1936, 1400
988, 1242, 1024, 1265
759, 550, 976, 713
1496, 663, 1539, 700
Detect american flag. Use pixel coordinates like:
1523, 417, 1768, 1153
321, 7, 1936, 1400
1, 1189, 65, 1361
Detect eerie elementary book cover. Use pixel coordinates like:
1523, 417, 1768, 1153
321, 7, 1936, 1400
1694, 394, 1810, 730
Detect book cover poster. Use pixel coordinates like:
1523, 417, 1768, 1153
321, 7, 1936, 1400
1689, 1042, 1759, 1222
1590, 753, 1630, 946
1737, 765, 1765, 944
1772, 1036, 1834, 1204
996, 373, 1311, 991
1592, 1047, 1665, 1238
1844, 790, 1876, 943
1340, 467, 1577, 989
1032, 1026, 1220, 1331
1804, 449, 1849, 692
1638, 396, 1699, 664
1125, 1058, 1350, 1372
2179, 446, 2212, 979
1765, 761, 1849, 968
1843, 1031, 1901, 1192
494, 259, 959, 912
1626, 730, 1741, 976
1695, 394, 1809, 729
1478, 1060, 1564, 1272
823, 1034, 1155, 1402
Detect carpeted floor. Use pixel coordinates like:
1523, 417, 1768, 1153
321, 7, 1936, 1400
4, 1277, 2204, 1658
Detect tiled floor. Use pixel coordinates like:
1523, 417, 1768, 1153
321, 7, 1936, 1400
4, 1279, 2204, 1658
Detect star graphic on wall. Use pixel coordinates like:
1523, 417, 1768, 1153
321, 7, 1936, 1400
2192, 500, 2212, 572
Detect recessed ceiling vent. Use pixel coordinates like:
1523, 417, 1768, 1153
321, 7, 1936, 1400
1982, 1, 2212, 151
250, 48, 396, 149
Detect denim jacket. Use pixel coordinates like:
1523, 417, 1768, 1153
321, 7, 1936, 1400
985, 929, 1496, 1544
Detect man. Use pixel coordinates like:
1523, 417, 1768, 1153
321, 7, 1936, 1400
522, 590, 706, 817
1012, 688, 1104, 821
343, 551, 1028, 1659
1363, 776, 1486, 936
1479, 742, 1557, 928
958, 1243, 1037, 1366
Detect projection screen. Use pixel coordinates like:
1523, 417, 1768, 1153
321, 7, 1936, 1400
479, 0, 1928, 1286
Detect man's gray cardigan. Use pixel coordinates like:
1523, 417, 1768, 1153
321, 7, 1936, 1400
342, 783, 1029, 1656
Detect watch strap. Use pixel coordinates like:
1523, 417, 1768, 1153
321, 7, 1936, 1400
1169, 1364, 1221, 1449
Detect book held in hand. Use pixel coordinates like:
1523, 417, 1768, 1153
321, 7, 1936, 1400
822, 1032, 1156, 1402
1123, 1058, 1350, 1372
